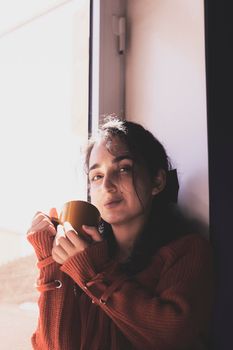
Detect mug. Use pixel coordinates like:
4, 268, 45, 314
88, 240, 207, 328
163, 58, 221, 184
51, 200, 101, 241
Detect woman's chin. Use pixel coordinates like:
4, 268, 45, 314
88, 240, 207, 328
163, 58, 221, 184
102, 213, 131, 226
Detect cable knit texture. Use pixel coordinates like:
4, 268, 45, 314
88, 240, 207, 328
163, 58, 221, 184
28, 232, 214, 350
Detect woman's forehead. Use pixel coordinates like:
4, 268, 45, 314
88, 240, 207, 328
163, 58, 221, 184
89, 138, 130, 165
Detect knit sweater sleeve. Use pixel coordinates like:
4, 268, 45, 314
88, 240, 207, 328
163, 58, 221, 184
27, 230, 81, 350
61, 234, 214, 350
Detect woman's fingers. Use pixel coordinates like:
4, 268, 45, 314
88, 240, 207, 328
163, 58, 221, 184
57, 235, 75, 251
32, 218, 56, 232
27, 211, 57, 237
63, 222, 79, 241
53, 223, 79, 252
27, 218, 57, 236
52, 225, 79, 263
63, 221, 76, 233
32, 208, 58, 227
53, 225, 64, 246
32, 211, 45, 220
32, 217, 51, 228
27, 224, 56, 237
65, 230, 81, 246
82, 225, 102, 242
52, 245, 69, 264
62, 222, 88, 252
51, 222, 103, 265
46, 224, 57, 234
32, 212, 49, 226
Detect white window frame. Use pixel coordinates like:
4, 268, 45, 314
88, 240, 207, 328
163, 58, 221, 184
90, 0, 126, 134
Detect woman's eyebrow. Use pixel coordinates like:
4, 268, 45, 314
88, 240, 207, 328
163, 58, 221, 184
113, 155, 133, 163
89, 163, 100, 172
89, 155, 132, 172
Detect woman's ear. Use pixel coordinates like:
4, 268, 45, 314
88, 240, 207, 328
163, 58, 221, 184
151, 169, 166, 195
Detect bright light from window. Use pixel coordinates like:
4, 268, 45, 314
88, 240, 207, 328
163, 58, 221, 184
0, 2, 90, 348
0, 1, 74, 37
0, 0, 90, 261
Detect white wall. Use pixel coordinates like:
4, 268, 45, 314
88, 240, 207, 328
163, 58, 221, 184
125, 0, 209, 227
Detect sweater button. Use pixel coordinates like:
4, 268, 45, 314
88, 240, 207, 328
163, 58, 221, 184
92, 299, 95, 304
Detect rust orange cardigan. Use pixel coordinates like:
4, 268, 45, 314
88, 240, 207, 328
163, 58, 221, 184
28, 231, 214, 350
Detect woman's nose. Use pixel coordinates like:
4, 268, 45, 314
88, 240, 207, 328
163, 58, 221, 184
103, 173, 117, 192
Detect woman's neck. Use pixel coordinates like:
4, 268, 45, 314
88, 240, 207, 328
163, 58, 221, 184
111, 215, 148, 262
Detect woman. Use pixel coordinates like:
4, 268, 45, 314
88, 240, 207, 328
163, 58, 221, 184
27, 117, 214, 350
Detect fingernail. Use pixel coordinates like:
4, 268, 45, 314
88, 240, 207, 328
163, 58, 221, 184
64, 221, 74, 231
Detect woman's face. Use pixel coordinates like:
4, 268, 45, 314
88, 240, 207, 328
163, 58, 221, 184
88, 137, 156, 227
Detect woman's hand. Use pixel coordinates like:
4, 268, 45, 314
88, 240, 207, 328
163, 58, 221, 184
52, 223, 103, 265
27, 208, 58, 237
27, 208, 58, 259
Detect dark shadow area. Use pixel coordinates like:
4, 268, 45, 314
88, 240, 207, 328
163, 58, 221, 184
205, 0, 233, 349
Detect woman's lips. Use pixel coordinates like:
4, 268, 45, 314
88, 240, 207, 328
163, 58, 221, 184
104, 199, 122, 208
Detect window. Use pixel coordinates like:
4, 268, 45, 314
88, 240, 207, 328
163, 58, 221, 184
0, 1, 90, 348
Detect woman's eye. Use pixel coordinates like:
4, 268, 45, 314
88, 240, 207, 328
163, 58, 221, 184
119, 165, 132, 173
90, 174, 102, 182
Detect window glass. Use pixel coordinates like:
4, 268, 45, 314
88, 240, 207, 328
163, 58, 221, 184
0, 1, 90, 348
